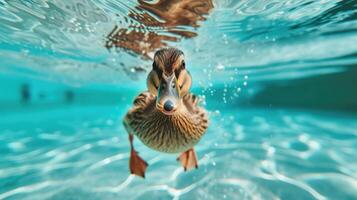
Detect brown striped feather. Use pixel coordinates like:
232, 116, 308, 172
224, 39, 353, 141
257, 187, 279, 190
124, 91, 208, 153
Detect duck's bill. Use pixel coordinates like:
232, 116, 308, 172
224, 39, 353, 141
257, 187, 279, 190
156, 73, 180, 115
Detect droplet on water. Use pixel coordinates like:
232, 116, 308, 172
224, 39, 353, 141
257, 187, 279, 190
216, 64, 225, 71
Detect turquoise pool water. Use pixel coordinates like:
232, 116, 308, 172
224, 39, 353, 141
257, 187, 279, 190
1, 0, 357, 199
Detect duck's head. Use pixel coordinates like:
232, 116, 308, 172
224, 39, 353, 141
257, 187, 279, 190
147, 48, 192, 115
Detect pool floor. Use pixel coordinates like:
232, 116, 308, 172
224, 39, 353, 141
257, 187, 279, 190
1, 106, 356, 200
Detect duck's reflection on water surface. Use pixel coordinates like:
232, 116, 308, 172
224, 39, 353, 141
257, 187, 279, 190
106, 0, 213, 59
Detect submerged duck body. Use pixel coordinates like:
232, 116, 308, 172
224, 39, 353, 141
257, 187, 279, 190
125, 92, 208, 153
123, 48, 209, 178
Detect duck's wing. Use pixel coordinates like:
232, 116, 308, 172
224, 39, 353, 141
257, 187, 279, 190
182, 93, 209, 129
132, 92, 156, 108
182, 93, 200, 113
124, 92, 156, 126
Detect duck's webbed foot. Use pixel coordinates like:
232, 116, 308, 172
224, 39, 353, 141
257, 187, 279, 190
177, 148, 198, 171
129, 134, 148, 178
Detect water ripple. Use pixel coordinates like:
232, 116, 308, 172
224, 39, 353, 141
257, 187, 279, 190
1, 0, 356, 83
0, 107, 357, 199
0, 181, 55, 199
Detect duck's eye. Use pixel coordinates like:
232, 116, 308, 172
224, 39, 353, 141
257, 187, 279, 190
175, 69, 180, 79
179, 79, 186, 89
151, 79, 158, 90
172, 84, 175, 89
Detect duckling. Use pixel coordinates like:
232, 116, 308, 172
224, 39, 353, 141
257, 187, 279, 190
123, 48, 209, 178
